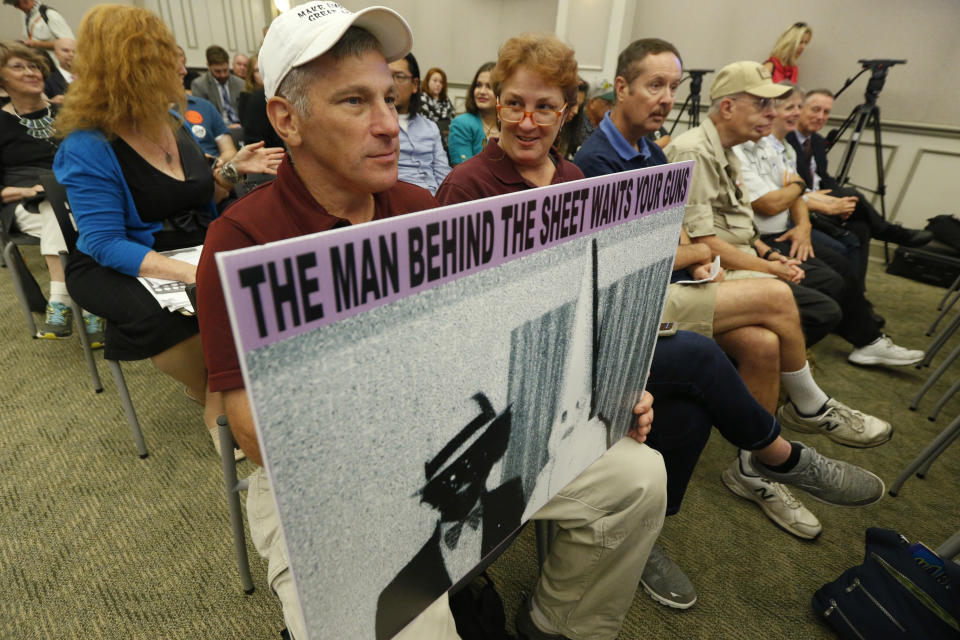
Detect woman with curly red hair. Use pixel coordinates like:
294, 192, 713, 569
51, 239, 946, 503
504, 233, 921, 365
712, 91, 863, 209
54, 4, 281, 453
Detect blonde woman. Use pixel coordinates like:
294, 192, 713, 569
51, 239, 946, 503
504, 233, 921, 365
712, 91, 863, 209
763, 22, 812, 83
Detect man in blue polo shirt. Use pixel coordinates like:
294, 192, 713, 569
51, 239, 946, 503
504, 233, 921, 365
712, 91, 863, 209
574, 39, 678, 177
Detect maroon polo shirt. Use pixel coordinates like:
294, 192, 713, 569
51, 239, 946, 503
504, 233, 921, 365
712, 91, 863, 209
436, 139, 584, 206
197, 156, 438, 392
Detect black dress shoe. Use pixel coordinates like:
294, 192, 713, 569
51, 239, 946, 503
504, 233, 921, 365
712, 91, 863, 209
515, 597, 572, 640
879, 224, 933, 248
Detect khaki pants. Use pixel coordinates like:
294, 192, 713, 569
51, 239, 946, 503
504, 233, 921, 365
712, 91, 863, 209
14, 200, 67, 257
248, 437, 666, 640
661, 282, 718, 338
532, 438, 666, 640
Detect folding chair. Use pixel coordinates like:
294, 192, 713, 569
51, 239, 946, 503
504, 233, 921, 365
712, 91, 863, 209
216, 414, 255, 594
928, 272, 960, 335
888, 412, 960, 496
937, 529, 960, 560
0, 214, 48, 337
43, 177, 148, 458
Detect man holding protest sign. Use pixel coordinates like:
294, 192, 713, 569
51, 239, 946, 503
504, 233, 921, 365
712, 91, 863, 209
197, 5, 666, 640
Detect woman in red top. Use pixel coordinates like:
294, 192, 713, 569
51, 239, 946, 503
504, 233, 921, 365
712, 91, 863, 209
763, 22, 812, 83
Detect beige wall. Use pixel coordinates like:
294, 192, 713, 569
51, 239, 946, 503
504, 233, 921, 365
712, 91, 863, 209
4, 0, 953, 224
338, 0, 557, 86
0, 1, 133, 43
139, 0, 270, 68
632, 0, 957, 128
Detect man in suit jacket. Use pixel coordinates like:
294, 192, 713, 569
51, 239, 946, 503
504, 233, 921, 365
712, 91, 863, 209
786, 89, 931, 283
190, 44, 244, 129
376, 396, 524, 640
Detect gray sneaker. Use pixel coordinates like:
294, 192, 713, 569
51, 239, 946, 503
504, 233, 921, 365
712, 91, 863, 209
640, 544, 697, 609
778, 398, 892, 448
751, 445, 884, 507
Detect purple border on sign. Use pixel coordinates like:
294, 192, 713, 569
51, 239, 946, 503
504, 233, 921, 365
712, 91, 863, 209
216, 161, 692, 353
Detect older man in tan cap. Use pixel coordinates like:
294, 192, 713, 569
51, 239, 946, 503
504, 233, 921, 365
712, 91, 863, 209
665, 61, 845, 345
665, 59, 894, 491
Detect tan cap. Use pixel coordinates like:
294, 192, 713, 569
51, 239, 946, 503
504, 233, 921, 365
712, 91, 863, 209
709, 61, 792, 101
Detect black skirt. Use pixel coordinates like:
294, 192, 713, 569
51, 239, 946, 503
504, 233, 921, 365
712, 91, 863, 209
65, 250, 198, 361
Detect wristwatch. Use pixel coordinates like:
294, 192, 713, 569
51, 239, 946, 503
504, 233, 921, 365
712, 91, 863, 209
219, 160, 245, 185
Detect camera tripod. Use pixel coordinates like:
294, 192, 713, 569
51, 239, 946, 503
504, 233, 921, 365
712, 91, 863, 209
668, 69, 713, 135
826, 59, 906, 260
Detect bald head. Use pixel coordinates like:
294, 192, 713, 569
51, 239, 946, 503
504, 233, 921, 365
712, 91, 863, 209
233, 54, 249, 78
53, 38, 75, 71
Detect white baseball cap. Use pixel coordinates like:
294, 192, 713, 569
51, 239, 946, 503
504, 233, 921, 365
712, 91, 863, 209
261, 2, 413, 98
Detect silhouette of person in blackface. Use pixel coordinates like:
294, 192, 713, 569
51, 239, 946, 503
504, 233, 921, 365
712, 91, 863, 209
375, 392, 524, 640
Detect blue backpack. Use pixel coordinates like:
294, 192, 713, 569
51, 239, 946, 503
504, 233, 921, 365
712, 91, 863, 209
812, 528, 960, 639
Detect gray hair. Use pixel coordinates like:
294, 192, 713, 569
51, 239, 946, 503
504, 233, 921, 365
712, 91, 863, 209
777, 80, 801, 101
708, 96, 729, 116
276, 27, 383, 116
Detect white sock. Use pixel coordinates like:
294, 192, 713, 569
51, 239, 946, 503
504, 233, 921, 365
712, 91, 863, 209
530, 598, 560, 635
738, 448, 757, 475
48, 280, 71, 306
781, 362, 829, 415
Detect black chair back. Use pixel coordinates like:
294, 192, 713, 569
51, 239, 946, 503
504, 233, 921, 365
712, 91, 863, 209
39, 175, 78, 254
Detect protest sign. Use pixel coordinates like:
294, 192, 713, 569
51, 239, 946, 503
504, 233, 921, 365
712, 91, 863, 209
217, 161, 692, 639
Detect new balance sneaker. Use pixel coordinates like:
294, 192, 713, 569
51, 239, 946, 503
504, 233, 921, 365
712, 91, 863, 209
849, 335, 923, 366
778, 399, 892, 448
84, 313, 106, 350
37, 301, 73, 339
752, 445, 884, 507
515, 597, 571, 640
721, 457, 822, 540
640, 544, 697, 609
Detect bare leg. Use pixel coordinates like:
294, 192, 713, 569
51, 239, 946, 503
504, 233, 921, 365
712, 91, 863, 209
44, 254, 65, 283
713, 278, 806, 372
752, 437, 792, 466
149, 334, 218, 431
715, 325, 780, 414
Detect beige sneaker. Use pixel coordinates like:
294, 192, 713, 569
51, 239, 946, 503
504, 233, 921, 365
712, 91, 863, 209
208, 425, 246, 461
721, 457, 822, 540
777, 399, 892, 448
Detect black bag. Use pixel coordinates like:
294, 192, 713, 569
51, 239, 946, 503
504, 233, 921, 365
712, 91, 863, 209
449, 572, 516, 640
886, 243, 960, 288
926, 215, 960, 254
812, 528, 960, 639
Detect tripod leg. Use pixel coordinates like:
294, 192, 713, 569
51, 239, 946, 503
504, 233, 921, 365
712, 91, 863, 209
668, 94, 692, 137
870, 106, 891, 263
835, 105, 872, 186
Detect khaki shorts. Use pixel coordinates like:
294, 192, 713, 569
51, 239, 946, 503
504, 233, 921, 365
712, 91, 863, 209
661, 282, 718, 338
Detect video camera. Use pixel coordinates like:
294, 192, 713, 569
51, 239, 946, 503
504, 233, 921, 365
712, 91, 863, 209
858, 59, 906, 103
825, 59, 906, 147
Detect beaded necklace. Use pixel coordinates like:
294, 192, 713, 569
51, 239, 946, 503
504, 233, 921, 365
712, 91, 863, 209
13, 104, 55, 141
